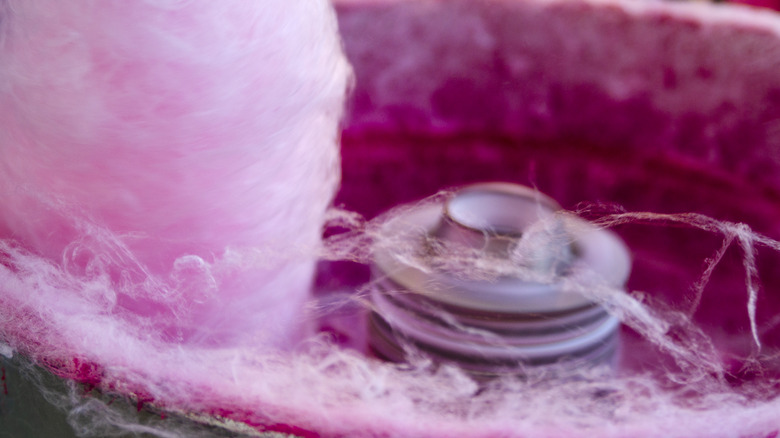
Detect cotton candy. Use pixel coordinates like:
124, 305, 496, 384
0, 0, 351, 346
4, 0, 780, 437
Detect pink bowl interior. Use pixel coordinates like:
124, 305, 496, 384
328, 0, 780, 393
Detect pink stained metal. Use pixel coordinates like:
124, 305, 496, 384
330, 0, 780, 436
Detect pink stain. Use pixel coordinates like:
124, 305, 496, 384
730, 0, 780, 11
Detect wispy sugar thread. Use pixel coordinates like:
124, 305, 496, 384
587, 211, 768, 351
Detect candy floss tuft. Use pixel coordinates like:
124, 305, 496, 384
0, 0, 351, 350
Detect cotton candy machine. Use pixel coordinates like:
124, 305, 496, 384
4, 0, 780, 437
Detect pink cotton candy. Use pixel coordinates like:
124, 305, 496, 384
0, 0, 351, 346
5, 0, 780, 437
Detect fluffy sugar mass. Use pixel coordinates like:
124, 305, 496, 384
0, 0, 350, 347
